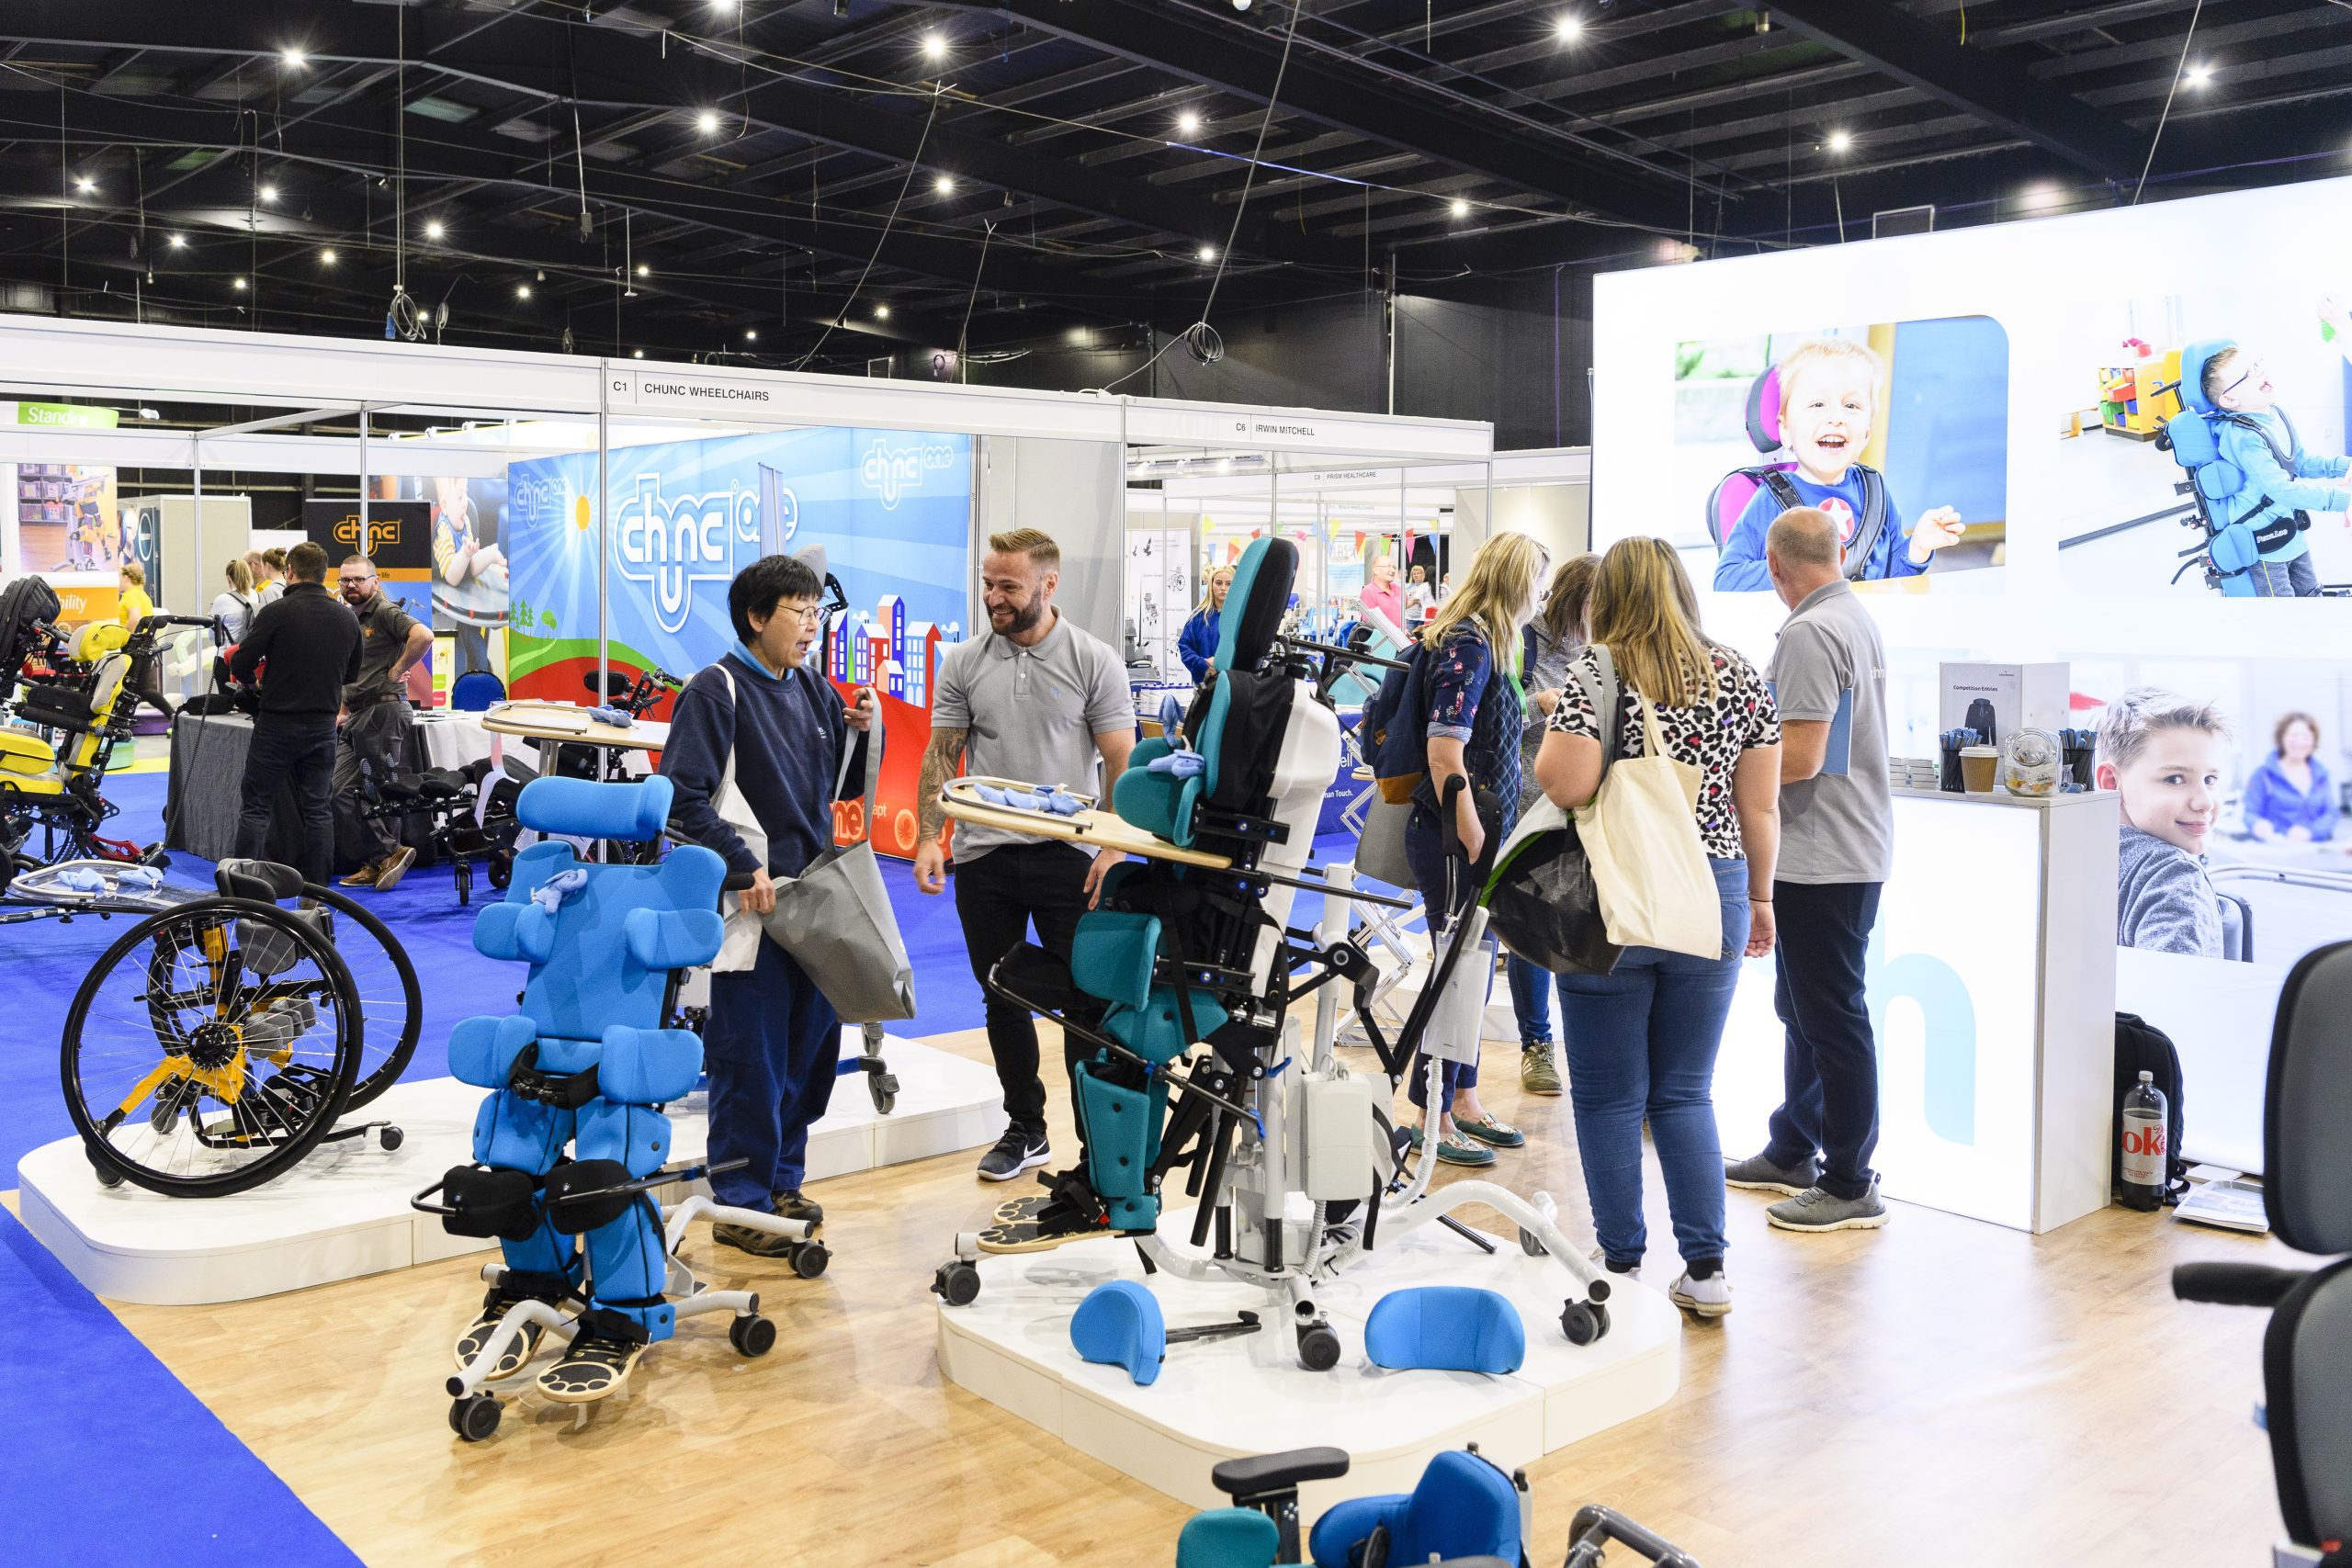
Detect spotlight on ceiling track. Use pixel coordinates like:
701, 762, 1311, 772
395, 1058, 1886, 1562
1197, 244, 1216, 262
637, 263, 650, 276
697, 109, 721, 134
281, 48, 305, 68
1556, 14, 1582, 39
1178, 111, 1202, 136
922, 32, 946, 61
875, 304, 891, 320
1232, 0, 1251, 11
745, 329, 759, 341
425, 220, 446, 239
232, 276, 247, 291
1754, 9, 1771, 33
516, 285, 532, 299
259, 184, 278, 203
2186, 62, 2214, 88
633, 348, 645, 358
167, 233, 186, 249
1450, 198, 1470, 218
1826, 129, 1851, 153
74, 176, 95, 194
933, 175, 955, 195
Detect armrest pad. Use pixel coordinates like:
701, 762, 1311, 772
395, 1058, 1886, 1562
448, 1014, 541, 1089
1209, 1447, 1351, 1501
595, 1023, 705, 1105
624, 906, 724, 972
474, 901, 555, 965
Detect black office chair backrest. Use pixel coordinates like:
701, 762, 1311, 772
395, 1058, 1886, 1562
2266, 942, 2352, 1255
2263, 1259, 2352, 1551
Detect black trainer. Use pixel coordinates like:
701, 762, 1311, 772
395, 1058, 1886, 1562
976, 1127, 1050, 1183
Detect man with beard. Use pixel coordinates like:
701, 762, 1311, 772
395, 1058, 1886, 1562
333, 554, 433, 890
913, 528, 1135, 1189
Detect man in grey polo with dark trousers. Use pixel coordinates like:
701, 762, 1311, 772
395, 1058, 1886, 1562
914, 527, 1136, 1193
1726, 506, 1895, 1233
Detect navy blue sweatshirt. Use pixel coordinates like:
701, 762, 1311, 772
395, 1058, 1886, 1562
662, 645, 870, 879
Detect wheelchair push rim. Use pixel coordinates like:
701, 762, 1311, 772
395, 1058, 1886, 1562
291, 882, 421, 1111
62, 896, 364, 1198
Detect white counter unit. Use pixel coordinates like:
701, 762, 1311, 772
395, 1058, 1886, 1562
1712, 787, 2120, 1234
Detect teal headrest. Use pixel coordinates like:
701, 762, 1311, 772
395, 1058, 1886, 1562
1069, 1280, 1165, 1385
2177, 338, 2237, 417
516, 775, 674, 842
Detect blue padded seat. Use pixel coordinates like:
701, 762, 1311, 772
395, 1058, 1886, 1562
1363, 1286, 1526, 1374
1306, 1449, 1522, 1568
1070, 1280, 1166, 1385
1173, 1509, 1281, 1568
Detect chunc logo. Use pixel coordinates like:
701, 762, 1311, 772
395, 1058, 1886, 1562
332, 511, 403, 554
1866, 922, 1977, 1146
858, 438, 960, 511
615, 472, 761, 635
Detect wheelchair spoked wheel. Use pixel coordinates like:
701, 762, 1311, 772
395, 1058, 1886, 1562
293, 883, 421, 1111
62, 897, 363, 1198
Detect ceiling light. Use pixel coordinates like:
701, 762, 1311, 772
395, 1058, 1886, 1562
2018, 182, 2063, 211
74, 176, 95, 194
714, 0, 739, 9
424, 220, 445, 239
636, 262, 650, 276
1197, 244, 1216, 262
1178, 111, 1202, 136
697, 109, 721, 134
320, 248, 337, 265
516, 285, 532, 299
1555, 14, 1582, 39
167, 233, 186, 249
259, 184, 278, 203
2186, 62, 2213, 88
745, 329, 759, 341
281, 48, 306, 69
1450, 198, 1470, 218
922, 32, 947, 61
933, 175, 955, 195
633, 348, 645, 358
1826, 129, 1851, 153
875, 304, 891, 319
232, 276, 247, 291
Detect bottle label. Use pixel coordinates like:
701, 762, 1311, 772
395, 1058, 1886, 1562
2121, 1110, 2166, 1187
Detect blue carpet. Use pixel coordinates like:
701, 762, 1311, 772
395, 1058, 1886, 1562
0, 1206, 359, 1565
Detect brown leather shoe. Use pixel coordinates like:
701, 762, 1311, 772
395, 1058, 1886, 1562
369, 845, 416, 891
337, 860, 381, 888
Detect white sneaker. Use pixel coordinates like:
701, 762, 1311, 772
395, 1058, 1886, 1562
1668, 1269, 1732, 1318
1588, 1244, 1641, 1283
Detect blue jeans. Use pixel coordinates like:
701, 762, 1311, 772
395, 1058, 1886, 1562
2248, 553, 2320, 597
1506, 953, 1556, 1047
1557, 858, 1752, 1270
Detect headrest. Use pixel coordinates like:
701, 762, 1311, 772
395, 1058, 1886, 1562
2177, 338, 2237, 417
1363, 1286, 1525, 1374
515, 774, 674, 842
1744, 363, 1785, 452
2267, 941, 2352, 1255
1213, 537, 1296, 675
1069, 1280, 1164, 1386
0, 576, 62, 665
215, 859, 306, 901
1172, 1509, 1280, 1568
74, 622, 129, 661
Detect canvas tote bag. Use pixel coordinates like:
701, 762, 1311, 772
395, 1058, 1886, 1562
1573, 666, 1724, 959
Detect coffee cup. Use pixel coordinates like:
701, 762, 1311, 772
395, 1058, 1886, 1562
1961, 744, 1999, 795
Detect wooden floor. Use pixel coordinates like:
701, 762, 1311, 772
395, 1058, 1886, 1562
30, 1023, 2298, 1567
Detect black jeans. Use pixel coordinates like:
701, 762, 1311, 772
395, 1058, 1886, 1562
954, 840, 1094, 1144
334, 698, 411, 864
237, 716, 336, 886
1764, 879, 1884, 1201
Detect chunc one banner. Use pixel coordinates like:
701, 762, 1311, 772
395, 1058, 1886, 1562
504, 425, 973, 856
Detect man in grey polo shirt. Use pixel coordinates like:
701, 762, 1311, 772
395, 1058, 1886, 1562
915, 527, 1136, 1185
1725, 507, 1895, 1234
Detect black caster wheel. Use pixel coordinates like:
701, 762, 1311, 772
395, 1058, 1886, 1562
870, 1074, 899, 1115
1518, 1225, 1545, 1258
455, 863, 472, 908
729, 1314, 778, 1357
791, 1241, 831, 1280
1560, 1299, 1611, 1347
1296, 1324, 1341, 1371
932, 1259, 981, 1306
378, 1124, 405, 1153
90, 1156, 125, 1190
449, 1393, 503, 1443
486, 853, 512, 892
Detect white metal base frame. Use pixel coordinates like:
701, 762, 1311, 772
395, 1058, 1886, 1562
17, 1028, 1001, 1304
936, 1205, 1681, 1517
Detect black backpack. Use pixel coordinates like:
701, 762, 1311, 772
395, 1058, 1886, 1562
2113, 1012, 2190, 1202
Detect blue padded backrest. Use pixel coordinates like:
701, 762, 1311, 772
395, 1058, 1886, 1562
1069, 1280, 1165, 1386
1363, 1287, 1525, 1374
449, 671, 505, 711
478, 836, 727, 1044
1175, 1509, 1279, 1568
517, 774, 674, 842
2177, 338, 2235, 417
1307, 1450, 1521, 1568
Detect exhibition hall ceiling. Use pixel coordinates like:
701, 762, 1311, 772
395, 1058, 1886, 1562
0, 1, 2344, 371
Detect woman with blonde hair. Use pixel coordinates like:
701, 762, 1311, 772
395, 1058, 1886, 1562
1178, 564, 1236, 683
211, 557, 259, 645
1402, 529, 1550, 1168
1533, 536, 1781, 1320
1509, 552, 1600, 1095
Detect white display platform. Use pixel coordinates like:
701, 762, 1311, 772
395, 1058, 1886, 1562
18, 1029, 1002, 1305
937, 1209, 1680, 1517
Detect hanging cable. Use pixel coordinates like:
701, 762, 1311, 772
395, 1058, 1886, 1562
2132, 0, 2207, 205
956, 220, 996, 376
790, 85, 942, 371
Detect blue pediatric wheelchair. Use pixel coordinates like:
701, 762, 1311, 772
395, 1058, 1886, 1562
1170, 1444, 1703, 1568
413, 774, 823, 1442
2172, 941, 2352, 1563
933, 536, 1611, 1368
2155, 339, 2350, 597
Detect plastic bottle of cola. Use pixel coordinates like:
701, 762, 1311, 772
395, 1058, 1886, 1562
2120, 1069, 2168, 1213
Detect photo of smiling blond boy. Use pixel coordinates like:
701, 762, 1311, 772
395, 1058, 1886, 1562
1713, 337, 1969, 592
2098, 686, 2231, 958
